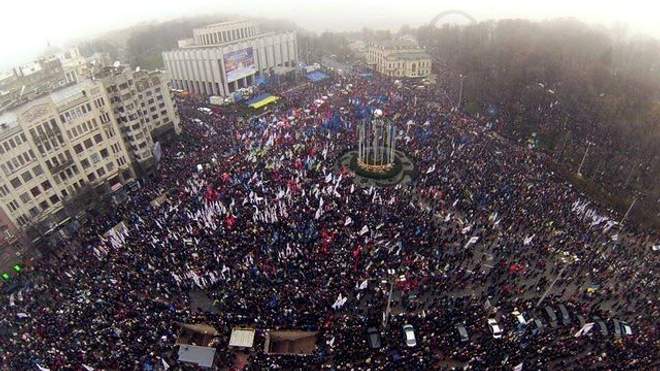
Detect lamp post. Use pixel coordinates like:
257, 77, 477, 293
456, 74, 466, 111
577, 141, 594, 177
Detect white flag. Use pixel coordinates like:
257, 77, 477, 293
358, 279, 368, 290
36, 364, 50, 371
574, 322, 594, 337
464, 236, 479, 248
345, 216, 353, 226
513, 363, 523, 371
359, 225, 369, 235
426, 164, 436, 174
82, 365, 94, 371
523, 235, 535, 246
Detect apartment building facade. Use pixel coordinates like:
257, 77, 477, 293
0, 79, 134, 230
0, 67, 180, 237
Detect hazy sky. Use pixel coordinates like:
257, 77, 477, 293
1, 0, 659, 69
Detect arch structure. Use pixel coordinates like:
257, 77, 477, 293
430, 10, 477, 27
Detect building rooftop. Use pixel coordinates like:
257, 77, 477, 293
50, 79, 97, 107
200, 19, 251, 29
386, 51, 432, 61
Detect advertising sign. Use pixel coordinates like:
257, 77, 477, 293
224, 48, 257, 82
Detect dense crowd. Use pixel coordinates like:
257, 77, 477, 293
0, 73, 657, 370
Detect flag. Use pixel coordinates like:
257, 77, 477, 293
345, 216, 353, 226
359, 226, 369, 235
574, 322, 594, 337
35, 364, 50, 371
358, 279, 368, 290
523, 235, 535, 245
162, 359, 170, 370
82, 365, 94, 371
513, 363, 523, 371
426, 164, 436, 174
464, 236, 479, 248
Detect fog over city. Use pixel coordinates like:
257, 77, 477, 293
0, 0, 658, 370
2, 0, 660, 69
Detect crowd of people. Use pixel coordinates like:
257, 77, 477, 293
0, 72, 657, 370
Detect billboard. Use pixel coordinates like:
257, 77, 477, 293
224, 48, 257, 82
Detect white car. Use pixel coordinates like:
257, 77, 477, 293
487, 318, 503, 339
403, 324, 417, 347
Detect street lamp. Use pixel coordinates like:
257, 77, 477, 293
576, 140, 594, 177
455, 74, 466, 111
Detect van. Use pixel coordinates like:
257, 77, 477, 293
367, 327, 382, 349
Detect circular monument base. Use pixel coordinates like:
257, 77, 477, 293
340, 147, 415, 187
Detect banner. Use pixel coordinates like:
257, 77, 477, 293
224, 48, 257, 82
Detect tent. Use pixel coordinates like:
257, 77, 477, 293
229, 327, 256, 348
306, 71, 329, 82
245, 93, 280, 109
178, 345, 216, 369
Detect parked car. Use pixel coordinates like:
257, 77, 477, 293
612, 319, 633, 338
367, 327, 382, 349
544, 306, 559, 328
530, 318, 544, 335
558, 304, 572, 326
592, 316, 608, 336
455, 323, 469, 343
403, 324, 417, 347
487, 318, 503, 339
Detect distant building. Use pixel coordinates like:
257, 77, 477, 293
366, 40, 432, 78
162, 19, 298, 96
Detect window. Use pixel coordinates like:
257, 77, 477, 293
8, 200, 19, 212
30, 186, 41, 197
100, 148, 109, 158
97, 167, 106, 177
41, 180, 51, 190
80, 159, 90, 169
33, 165, 43, 176
61, 189, 68, 198
74, 144, 84, 154
106, 162, 114, 172
87, 172, 97, 182
19, 193, 30, 203
21, 171, 32, 183
94, 133, 103, 144
39, 201, 49, 211
49, 194, 60, 204
90, 153, 100, 164
10, 177, 21, 189
84, 138, 93, 149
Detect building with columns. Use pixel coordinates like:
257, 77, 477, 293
366, 40, 432, 79
162, 19, 298, 97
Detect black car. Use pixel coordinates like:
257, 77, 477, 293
592, 316, 608, 336
544, 306, 559, 328
558, 304, 571, 326
455, 323, 469, 343
367, 327, 382, 349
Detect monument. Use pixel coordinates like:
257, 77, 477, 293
340, 109, 415, 187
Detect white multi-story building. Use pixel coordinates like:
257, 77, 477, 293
0, 80, 134, 229
96, 66, 180, 172
366, 40, 432, 79
0, 67, 180, 231
162, 19, 298, 96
